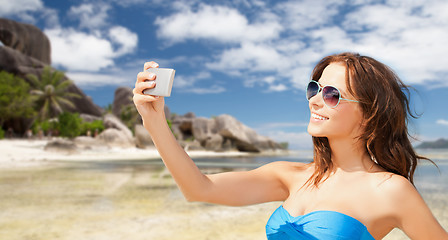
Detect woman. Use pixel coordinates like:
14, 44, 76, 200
133, 52, 448, 239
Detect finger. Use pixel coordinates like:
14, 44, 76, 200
133, 93, 160, 105
133, 81, 156, 94
136, 71, 156, 85
143, 61, 159, 71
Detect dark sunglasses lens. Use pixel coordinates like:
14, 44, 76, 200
306, 82, 319, 100
322, 86, 340, 107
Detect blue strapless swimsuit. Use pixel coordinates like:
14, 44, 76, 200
266, 205, 375, 240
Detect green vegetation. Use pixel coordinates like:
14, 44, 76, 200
167, 119, 173, 131
57, 112, 82, 138
32, 119, 58, 135
1, 68, 106, 139
0, 128, 4, 139
120, 103, 139, 131
81, 119, 104, 136
31, 112, 104, 138
104, 103, 113, 114
0, 71, 36, 126
279, 142, 289, 150
27, 66, 81, 121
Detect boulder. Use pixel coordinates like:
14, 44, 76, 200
0, 18, 102, 134
134, 124, 154, 149
0, 18, 51, 64
103, 113, 133, 141
164, 105, 171, 120
74, 136, 105, 149
112, 87, 133, 117
191, 117, 217, 142
180, 139, 204, 151
183, 112, 196, 118
169, 113, 283, 152
80, 113, 102, 123
171, 113, 196, 141
215, 114, 261, 152
44, 139, 78, 153
203, 134, 224, 151
111, 86, 171, 126
96, 128, 135, 148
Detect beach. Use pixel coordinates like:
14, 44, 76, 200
0, 138, 447, 239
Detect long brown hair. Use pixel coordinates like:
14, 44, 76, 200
305, 52, 434, 188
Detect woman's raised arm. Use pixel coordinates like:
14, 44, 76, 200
133, 62, 290, 206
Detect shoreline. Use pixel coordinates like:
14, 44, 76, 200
2, 138, 447, 169
0, 138, 291, 168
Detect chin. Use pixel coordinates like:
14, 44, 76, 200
307, 126, 327, 137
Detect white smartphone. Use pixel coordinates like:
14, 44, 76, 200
143, 68, 175, 97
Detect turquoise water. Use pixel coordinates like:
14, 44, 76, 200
0, 152, 446, 239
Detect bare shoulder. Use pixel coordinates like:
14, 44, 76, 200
259, 161, 314, 190
370, 172, 417, 207
372, 172, 417, 200
260, 161, 313, 176
371, 172, 448, 238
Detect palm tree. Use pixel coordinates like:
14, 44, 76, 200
27, 66, 81, 121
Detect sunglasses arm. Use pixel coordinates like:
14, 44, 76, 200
340, 98, 359, 103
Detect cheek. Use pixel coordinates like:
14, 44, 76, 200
330, 106, 364, 136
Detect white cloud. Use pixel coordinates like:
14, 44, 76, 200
156, 0, 448, 93
46, 28, 115, 71
174, 71, 226, 94
276, 0, 342, 31
341, 1, 448, 84
45, 26, 138, 72
41, 8, 60, 28
187, 85, 226, 94
436, 119, 448, 126
108, 26, 138, 57
267, 84, 287, 92
154, 3, 282, 44
68, 3, 111, 30
0, 0, 43, 16
66, 71, 131, 88
207, 42, 290, 73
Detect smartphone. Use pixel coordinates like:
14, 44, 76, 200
143, 68, 175, 97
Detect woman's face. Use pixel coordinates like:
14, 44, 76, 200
307, 63, 364, 140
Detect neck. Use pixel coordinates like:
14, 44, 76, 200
327, 136, 375, 173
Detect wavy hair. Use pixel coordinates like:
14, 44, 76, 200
304, 52, 435, 188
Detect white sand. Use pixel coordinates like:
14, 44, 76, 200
0, 138, 262, 168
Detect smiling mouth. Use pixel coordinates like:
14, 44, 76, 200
311, 113, 329, 120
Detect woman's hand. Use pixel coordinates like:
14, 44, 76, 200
133, 61, 165, 131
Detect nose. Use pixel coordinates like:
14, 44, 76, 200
308, 90, 324, 109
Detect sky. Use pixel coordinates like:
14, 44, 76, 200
1, 0, 448, 149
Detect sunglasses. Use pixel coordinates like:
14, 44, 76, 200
306, 80, 359, 108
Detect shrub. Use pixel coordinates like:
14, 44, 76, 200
0, 71, 35, 126
57, 112, 82, 138
32, 119, 58, 134
81, 120, 104, 136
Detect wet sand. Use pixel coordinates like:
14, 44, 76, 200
0, 159, 447, 240
0, 139, 447, 239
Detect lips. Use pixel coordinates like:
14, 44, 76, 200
311, 112, 329, 120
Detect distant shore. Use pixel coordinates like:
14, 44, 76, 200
0, 138, 291, 168
2, 138, 447, 169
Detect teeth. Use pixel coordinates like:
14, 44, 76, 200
312, 113, 329, 120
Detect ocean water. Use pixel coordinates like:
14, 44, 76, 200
0, 151, 446, 239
